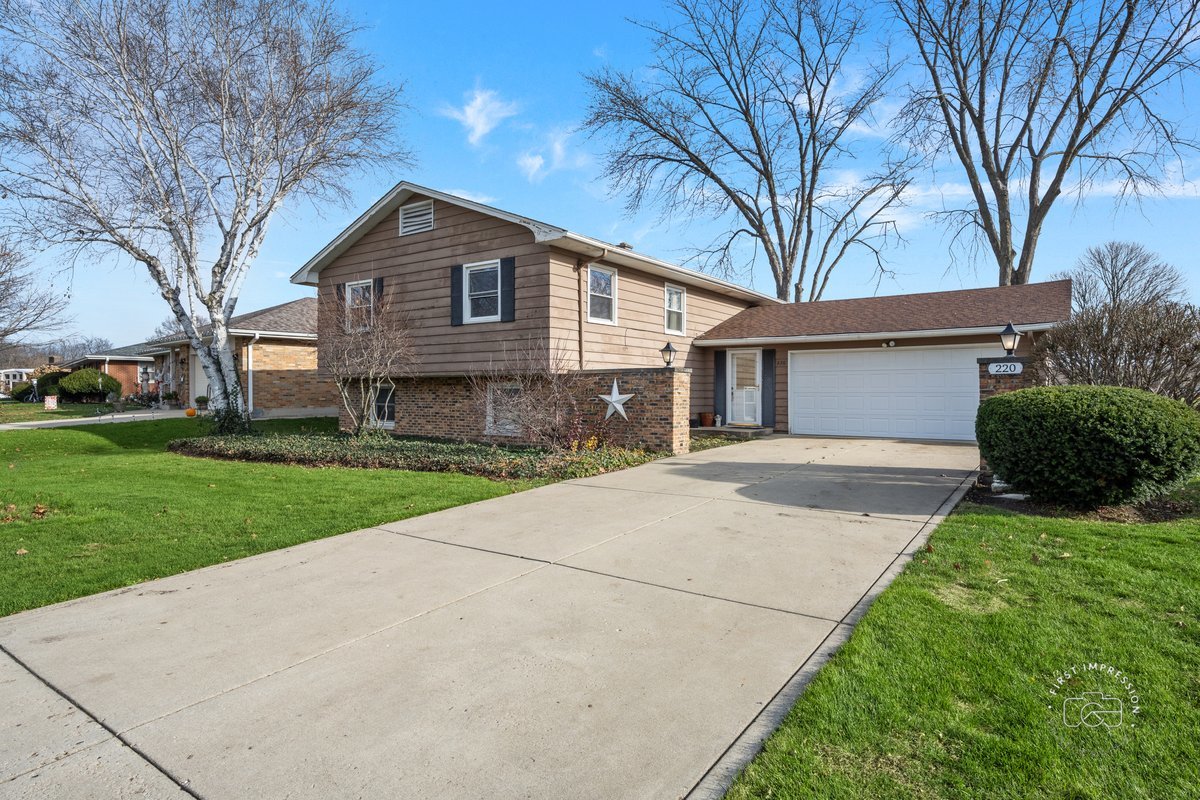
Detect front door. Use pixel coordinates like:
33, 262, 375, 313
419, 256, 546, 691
728, 350, 761, 425
189, 353, 210, 404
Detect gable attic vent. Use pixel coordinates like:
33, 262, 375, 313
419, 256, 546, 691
399, 200, 434, 236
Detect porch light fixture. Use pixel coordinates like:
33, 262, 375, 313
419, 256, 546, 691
999, 322, 1022, 356
660, 342, 677, 367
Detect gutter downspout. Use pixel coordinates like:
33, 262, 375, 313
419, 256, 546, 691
574, 248, 608, 370
247, 333, 261, 414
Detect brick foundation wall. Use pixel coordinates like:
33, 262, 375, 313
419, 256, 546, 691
340, 367, 693, 455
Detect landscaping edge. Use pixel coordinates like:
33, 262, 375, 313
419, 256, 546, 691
684, 468, 980, 800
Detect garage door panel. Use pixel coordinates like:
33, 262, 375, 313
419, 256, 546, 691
788, 347, 999, 442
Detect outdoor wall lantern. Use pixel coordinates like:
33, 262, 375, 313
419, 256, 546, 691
999, 322, 1022, 356
660, 342, 677, 367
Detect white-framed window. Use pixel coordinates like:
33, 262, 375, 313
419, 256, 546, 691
463, 260, 501, 323
399, 200, 434, 236
345, 279, 374, 330
588, 265, 617, 324
664, 284, 686, 334
371, 382, 396, 429
485, 382, 521, 436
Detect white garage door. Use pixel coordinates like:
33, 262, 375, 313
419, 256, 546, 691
788, 346, 1002, 441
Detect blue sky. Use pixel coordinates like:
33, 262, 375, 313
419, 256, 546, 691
42, 0, 1200, 345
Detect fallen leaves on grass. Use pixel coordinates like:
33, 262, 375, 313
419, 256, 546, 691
15, 548, 28, 555
31, 504, 47, 519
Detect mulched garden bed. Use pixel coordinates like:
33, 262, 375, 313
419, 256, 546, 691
966, 486, 1197, 524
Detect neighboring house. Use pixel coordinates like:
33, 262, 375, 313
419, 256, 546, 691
62, 343, 158, 395
1, 368, 33, 393
292, 183, 1071, 451
145, 298, 338, 418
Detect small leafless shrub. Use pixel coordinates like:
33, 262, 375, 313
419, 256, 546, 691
319, 290, 416, 436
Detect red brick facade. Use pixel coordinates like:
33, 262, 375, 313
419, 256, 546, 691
978, 356, 1036, 402
340, 367, 693, 455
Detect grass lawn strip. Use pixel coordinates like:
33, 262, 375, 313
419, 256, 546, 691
0, 400, 117, 424
726, 493, 1200, 799
0, 417, 523, 617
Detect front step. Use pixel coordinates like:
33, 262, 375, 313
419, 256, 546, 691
692, 425, 774, 440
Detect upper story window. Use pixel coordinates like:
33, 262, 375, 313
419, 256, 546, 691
345, 279, 374, 330
399, 200, 434, 236
463, 260, 501, 323
664, 284, 686, 334
588, 265, 617, 324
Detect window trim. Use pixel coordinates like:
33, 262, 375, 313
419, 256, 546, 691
370, 382, 396, 430
485, 381, 521, 437
399, 199, 434, 236
664, 283, 687, 335
344, 278, 374, 331
587, 264, 618, 325
462, 259, 503, 324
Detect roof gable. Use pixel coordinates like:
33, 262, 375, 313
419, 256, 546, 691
289, 181, 778, 305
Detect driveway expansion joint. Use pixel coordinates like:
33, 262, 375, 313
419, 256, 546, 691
0, 643, 202, 798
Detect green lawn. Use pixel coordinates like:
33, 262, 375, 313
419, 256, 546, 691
728, 494, 1200, 799
0, 399, 115, 424
0, 417, 522, 617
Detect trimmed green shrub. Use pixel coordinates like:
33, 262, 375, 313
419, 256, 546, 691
168, 434, 662, 481
58, 368, 121, 401
35, 372, 64, 395
977, 385, 1200, 509
9, 381, 33, 401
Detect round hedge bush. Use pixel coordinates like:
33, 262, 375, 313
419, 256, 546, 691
58, 368, 121, 401
976, 385, 1200, 509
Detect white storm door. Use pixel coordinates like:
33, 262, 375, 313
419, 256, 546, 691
189, 354, 210, 404
728, 350, 761, 425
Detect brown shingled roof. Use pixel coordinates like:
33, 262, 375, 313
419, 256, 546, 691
144, 297, 317, 347
696, 280, 1072, 342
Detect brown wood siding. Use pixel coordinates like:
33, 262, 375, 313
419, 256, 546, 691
317, 196, 552, 375
545, 248, 751, 418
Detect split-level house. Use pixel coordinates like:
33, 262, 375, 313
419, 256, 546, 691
145, 298, 338, 418
293, 183, 1072, 453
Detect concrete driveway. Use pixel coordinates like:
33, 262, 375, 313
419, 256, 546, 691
0, 436, 977, 800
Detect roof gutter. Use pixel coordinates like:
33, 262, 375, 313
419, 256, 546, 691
694, 322, 1057, 348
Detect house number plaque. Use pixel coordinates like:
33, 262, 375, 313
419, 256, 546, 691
988, 361, 1023, 375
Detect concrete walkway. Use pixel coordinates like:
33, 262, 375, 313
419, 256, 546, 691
0, 436, 978, 800
0, 408, 187, 430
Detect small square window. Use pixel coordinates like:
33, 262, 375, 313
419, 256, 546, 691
588, 265, 617, 324
665, 285, 686, 334
464, 260, 501, 323
486, 382, 521, 436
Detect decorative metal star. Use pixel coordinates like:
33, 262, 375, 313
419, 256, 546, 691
597, 379, 635, 421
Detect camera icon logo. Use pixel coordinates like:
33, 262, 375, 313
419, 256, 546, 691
1062, 691, 1124, 728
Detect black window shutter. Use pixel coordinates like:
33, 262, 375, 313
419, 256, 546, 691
335, 283, 346, 304
450, 265, 463, 326
500, 257, 516, 322
372, 276, 384, 311
761, 349, 776, 428
713, 349, 727, 421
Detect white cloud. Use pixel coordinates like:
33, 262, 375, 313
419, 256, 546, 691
440, 88, 519, 146
517, 152, 546, 182
517, 128, 590, 183
441, 188, 496, 204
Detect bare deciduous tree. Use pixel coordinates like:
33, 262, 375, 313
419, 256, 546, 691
319, 290, 416, 436
895, 0, 1200, 286
1033, 243, 1200, 404
0, 0, 408, 419
467, 337, 596, 448
1058, 241, 1187, 310
583, 0, 909, 301
0, 242, 68, 351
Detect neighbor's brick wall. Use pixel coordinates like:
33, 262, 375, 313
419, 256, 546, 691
239, 339, 338, 414
340, 367, 693, 455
